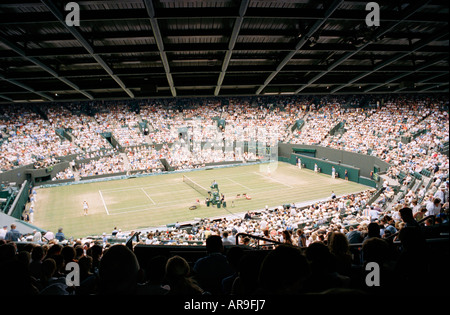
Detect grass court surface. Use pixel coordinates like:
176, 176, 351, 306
33, 162, 370, 238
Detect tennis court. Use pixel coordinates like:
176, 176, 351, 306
33, 162, 370, 238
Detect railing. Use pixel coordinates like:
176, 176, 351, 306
235, 232, 284, 249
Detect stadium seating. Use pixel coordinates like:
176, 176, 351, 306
0, 94, 448, 296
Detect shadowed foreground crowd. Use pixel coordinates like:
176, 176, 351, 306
0, 212, 448, 296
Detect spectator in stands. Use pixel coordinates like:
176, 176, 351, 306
413, 206, 427, 222
221, 231, 234, 246
0, 226, 7, 240
399, 207, 420, 228
76, 255, 97, 295
364, 223, 381, 241
327, 232, 352, 277
43, 244, 62, 262
165, 255, 204, 295
229, 251, 261, 295
29, 245, 44, 280
221, 246, 244, 295
360, 237, 395, 294
137, 255, 169, 295
55, 228, 65, 242
85, 244, 102, 275
43, 230, 55, 243
281, 230, 293, 245
430, 198, 442, 217
304, 242, 350, 293
38, 258, 70, 295
394, 226, 431, 294
61, 246, 76, 268
434, 184, 448, 205
192, 235, 234, 295
382, 215, 397, 235
32, 230, 42, 243
296, 229, 307, 247
257, 244, 310, 295
98, 244, 141, 295
369, 206, 383, 222
5, 224, 21, 242
411, 199, 421, 215
0, 244, 39, 295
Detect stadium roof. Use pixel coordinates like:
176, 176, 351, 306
0, 0, 448, 103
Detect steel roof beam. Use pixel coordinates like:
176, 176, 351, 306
255, 0, 344, 95
420, 82, 448, 92
394, 72, 449, 92
0, 94, 13, 102
1, 41, 447, 59
295, 1, 432, 94
364, 56, 448, 93
330, 29, 448, 93
0, 74, 53, 101
41, 0, 134, 99
0, 35, 93, 100
215, 0, 249, 96
143, 0, 176, 97
0, 7, 447, 25
8, 29, 438, 43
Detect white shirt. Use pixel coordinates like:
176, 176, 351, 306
43, 231, 54, 241
434, 190, 447, 204
426, 203, 441, 217
33, 231, 42, 242
260, 220, 267, 231
0, 229, 7, 240
369, 209, 380, 220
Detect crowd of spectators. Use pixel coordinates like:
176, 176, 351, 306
45, 104, 112, 153
0, 105, 82, 172
52, 167, 75, 181
126, 145, 164, 173
1, 209, 447, 296
289, 103, 342, 145
94, 103, 147, 147
76, 154, 126, 177
2, 96, 447, 175
1, 92, 449, 296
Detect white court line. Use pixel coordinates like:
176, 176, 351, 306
253, 171, 294, 189
225, 178, 252, 191
100, 181, 182, 192
99, 190, 110, 215
141, 188, 156, 205
106, 185, 293, 216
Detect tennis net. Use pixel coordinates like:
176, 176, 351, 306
182, 175, 210, 198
